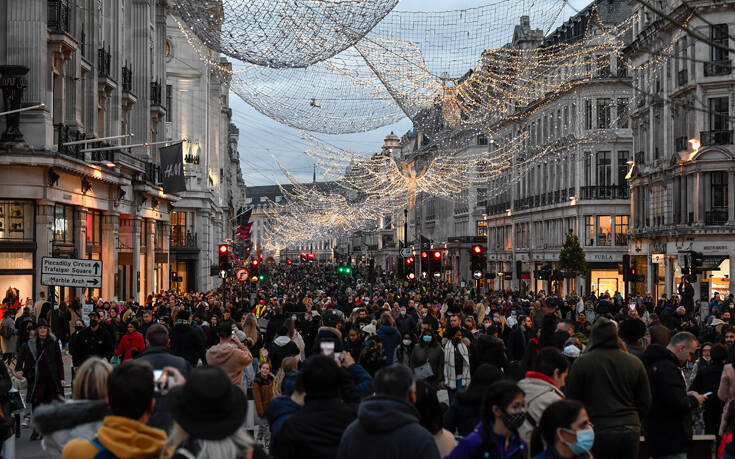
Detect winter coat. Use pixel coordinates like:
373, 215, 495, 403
690, 360, 725, 435
395, 314, 417, 336
19, 335, 64, 405
253, 373, 275, 417
517, 373, 564, 444
641, 343, 698, 456
409, 341, 445, 392
265, 395, 301, 441
61, 415, 167, 459
33, 399, 109, 456
447, 421, 527, 459
73, 326, 114, 363
136, 346, 192, 431
377, 325, 401, 365
337, 396, 440, 459
443, 340, 471, 390
114, 331, 145, 361
206, 341, 253, 387
269, 338, 300, 373
470, 334, 508, 372
507, 326, 530, 362
443, 396, 482, 437
272, 398, 357, 459
565, 318, 651, 433
0, 316, 16, 354
169, 322, 205, 367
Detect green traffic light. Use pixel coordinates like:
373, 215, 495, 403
338, 267, 344, 273
258, 274, 264, 281
345, 267, 352, 274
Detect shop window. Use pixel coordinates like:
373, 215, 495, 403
53, 204, 74, 243
0, 201, 34, 241
86, 210, 101, 246
476, 220, 487, 237
615, 216, 629, 245
0, 252, 32, 270
597, 216, 612, 246
712, 171, 728, 208
584, 216, 595, 246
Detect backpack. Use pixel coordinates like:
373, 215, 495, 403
91, 438, 118, 459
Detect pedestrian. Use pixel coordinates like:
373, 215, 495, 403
268, 326, 300, 373
376, 312, 401, 365
443, 327, 470, 403
565, 317, 651, 459
0, 309, 16, 365
17, 318, 64, 441
414, 379, 457, 458
74, 312, 114, 364
206, 322, 253, 388
529, 399, 594, 459
114, 321, 145, 362
337, 363, 441, 459
443, 363, 502, 437
253, 361, 275, 447
518, 347, 569, 444
33, 357, 112, 456
690, 343, 726, 435
61, 360, 167, 459
164, 365, 271, 459
447, 380, 527, 459
170, 310, 205, 367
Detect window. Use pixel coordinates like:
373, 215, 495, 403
584, 99, 592, 130
53, 204, 74, 243
0, 201, 34, 241
709, 97, 729, 132
597, 98, 611, 129
86, 210, 102, 245
584, 216, 594, 246
476, 220, 488, 237
477, 134, 488, 146
455, 189, 469, 214
597, 216, 612, 246
712, 171, 728, 208
615, 215, 629, 245
563, 105, 569, 130
711, 24, 729, 62
426, 198, 436, 220
165, 85, 172, 122
584, 152, 592, 186
597, 151, 611, 188
617, 98, 629, 128
477, 187, 487, 207
617, 151, 629, 186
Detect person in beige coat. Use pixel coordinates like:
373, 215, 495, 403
517, 347, 570, 444
205, 322, 253, 388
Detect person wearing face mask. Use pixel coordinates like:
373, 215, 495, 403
448, 380, 527, 459
396, 306, 418, 336
395, 332, 416, 367
443, 328, 471, 404
530, 400, 594, 459
409, 327, 445, 393
75, 312, 115, 363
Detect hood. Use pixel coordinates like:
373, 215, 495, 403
476, 334, 503, 351
357, 396, 419, 434
317, 326, 342, 341
205, 342, 240, 365
641, 343, 680, 367
33, 399, 109, 435
378, 325, 398, 336
264, 395, 301, 424
518, 376, 563, 400
585, 317, 620, 352
96, 415, 167, 459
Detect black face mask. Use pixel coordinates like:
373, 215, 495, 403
90, 319, 98, 327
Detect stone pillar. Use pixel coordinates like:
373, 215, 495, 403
665, 255, 673, 297
75, 207, 87, 261
161, 221, 171, 292
647, 255, 655, 295
695, 172, 704, 224
145, 219, 154, 296
131, 216, 141, 303
630, 186, 637, 229
681, 175, 688, 224
101, 212, 119, 300
35, 201, 55, 299
130, 0, 151, 155
728, 171, 735, 225
730, 250, 735, 300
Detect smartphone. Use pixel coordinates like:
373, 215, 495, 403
153, 370, 168, 393
320, 341, 335, 357
629, 302, 636, 311
704, 392, 713, 397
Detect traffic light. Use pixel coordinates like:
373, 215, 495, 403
218, 244, 230, 270
250, 258, 260, 278
691, 251, 704, 277
406, 272, 416, 280
535, 263, 552, 280
171, 271, 181, 282
308, 252, 314, 262
622, 254, 632, 282
431, 251, 442, 279
470, 245, 486, 279
300, 252, 307, 262
286, 258, 292, 265
420, 251, 429, 277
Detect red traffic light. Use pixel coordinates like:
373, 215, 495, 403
171, 271, 177, 278
433, 250, 442, 259
406, 256, 415, 264
308, 253, 314, 259
287, 259, 292, 265
251, 259, 259, 266
472, 245, 483, 254
407, 272, 416, 280
219, 244, 228, 254
301, 252, 307, 257
421, 251, 428, 258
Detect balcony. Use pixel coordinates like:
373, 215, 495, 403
140, 162, 160, 185
704, 60, 732, 77
98, 47, 112, 79
47, 0, 71, 34
674, 136, 688, 152
170, 227, 198, 248
55, 124, 86, 160
678, 69, 688, 86
700, 130, 733, 146
121, 64, 133, 93
705, 209, 728, 226
579, 185, 629, 200
150, 81, 162, 105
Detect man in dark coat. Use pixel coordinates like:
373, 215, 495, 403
169, 310, 205, 367
565, 317, 652, 459
74, 312, 115, 362
271, 355, 361, 459
507, 315, 532, 361
642, 331, 706, 457
268, 326, 300, 373
337, 363, 440, 459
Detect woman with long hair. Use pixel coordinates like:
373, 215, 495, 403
529, 399, 593, 459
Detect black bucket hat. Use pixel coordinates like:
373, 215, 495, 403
167, 366, 247, 440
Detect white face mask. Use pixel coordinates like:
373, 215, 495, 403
402, 339, 412, 346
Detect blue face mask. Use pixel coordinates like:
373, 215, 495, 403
562, 428, 594, 454
422, 335, 432, 343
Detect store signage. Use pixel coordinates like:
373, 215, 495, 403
588, 253, 621, 262
651, 253, 664, 263
704, 245, 729, 252
41, 257, 102, 288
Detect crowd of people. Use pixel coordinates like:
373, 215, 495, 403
0, 263, 734, 458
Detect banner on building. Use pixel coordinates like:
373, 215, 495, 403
237, 208, 252, 227
159, 142, 186, 194
236, 222, 253, 240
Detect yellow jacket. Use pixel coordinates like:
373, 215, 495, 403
62, 415, 167, 459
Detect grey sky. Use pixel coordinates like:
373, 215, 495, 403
234, 0, 590, 186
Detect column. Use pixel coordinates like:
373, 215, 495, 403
100, 212, 119, 300
681, 175, 688, 224
131, 216, 141, 303
75, 207, 87, 261
647, 255, 655, 295
161, 221, 170, 292
130, 0, 151, 153
34, 201, 55, 299
728, 171, 735, 225
730, 251, 735, 300
664, 256, 673, 297
695, 172, 704, 224
145, 219, 154, 296
630, 186, 637, 230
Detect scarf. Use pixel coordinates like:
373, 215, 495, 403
443, 340, 471, 389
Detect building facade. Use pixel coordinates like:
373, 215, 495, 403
484, 4, 634, 296
0, 0, 244, 303
625, 0, 735, 300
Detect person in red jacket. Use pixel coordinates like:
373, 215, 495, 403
115, 322, 145, 362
